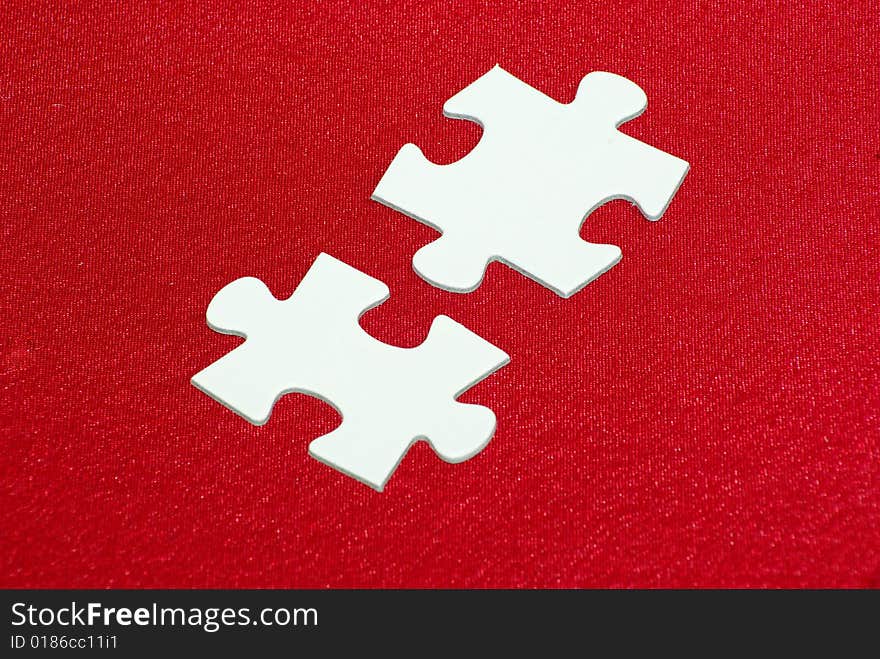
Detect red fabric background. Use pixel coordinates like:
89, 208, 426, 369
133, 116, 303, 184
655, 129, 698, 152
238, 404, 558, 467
2, 1, 878, 588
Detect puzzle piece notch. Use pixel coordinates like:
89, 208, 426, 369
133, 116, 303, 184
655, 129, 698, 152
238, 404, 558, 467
373, 65, 689, 297
191, 253, 509, 491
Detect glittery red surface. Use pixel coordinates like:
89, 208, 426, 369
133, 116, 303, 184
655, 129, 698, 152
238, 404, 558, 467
2, 1, 879, 588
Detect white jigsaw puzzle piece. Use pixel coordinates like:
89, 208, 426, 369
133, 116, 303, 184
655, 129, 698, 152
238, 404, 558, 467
191, 253, 509, 491
373, 65, 689, 297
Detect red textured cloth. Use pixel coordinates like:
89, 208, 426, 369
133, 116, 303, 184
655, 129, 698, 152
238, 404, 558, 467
2, 1, 878, 588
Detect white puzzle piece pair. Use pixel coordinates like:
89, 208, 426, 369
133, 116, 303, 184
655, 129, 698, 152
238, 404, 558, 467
193, 67, 688, 489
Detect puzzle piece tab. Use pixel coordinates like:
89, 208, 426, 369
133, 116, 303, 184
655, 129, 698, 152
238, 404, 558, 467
373, 66, 689, 297
191, 253, 509, 491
